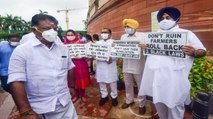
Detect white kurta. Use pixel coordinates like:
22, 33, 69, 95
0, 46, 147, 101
121, 32, 146, 74
138, 25, 206, 108
96, 39, 118, 83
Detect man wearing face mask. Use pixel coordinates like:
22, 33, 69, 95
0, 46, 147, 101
7, 14, 77, 119
20, 15, 62, 44
96, 28, 119, 106
138, 7, 206, 119
120, 19, 146, 115
0, 34, 20, 93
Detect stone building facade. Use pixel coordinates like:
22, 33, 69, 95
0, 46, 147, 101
87, 0, 213, 54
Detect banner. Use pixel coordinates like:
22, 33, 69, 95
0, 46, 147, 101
144, 32, 187, 58
86, 43, 110, 61
111, 40, 141, 59
66, 44, 86, 58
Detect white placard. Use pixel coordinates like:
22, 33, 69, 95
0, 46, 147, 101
66, 44, 86, 58
111, 40, 141, 59
86, 43, 110, 61
144, 32, 187, 58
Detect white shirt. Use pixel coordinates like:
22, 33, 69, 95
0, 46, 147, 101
20, 33, 35, 44
139, 25, 206, 108
95, 39, 118, 83
20, 32, 62, 44
8, 36, 75, 114
121, 32, 146, 74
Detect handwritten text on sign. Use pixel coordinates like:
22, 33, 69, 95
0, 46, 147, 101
111, 40, 141, 59
144, 32, 187, 58
66, 44, 86, 58
86, 44, 110, 61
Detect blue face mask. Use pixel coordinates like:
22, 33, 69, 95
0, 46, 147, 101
125, 28, 135, 35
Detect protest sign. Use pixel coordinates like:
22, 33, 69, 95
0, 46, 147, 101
144, 32, 187, 58
66, 44, 86, 58
110, 40, 141, 59
86, 43, 110, 61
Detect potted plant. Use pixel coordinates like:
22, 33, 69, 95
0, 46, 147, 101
188, 54, 213, 114
189, 55, 213, 99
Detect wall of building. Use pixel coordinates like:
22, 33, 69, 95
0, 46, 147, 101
87, 0, 213, 54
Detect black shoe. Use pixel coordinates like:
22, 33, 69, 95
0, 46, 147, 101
112, 97, 118, 106
99, 97, 108, 106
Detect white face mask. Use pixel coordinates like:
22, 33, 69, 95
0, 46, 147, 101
10, 42, 20, 46
125, 28, 135, 35
101, 33, 109, 40
42, 29, 58, 42
159, 19, 176, 30
67, 36, 76, 41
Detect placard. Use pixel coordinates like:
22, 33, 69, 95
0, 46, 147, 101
111, 40, 141, 59
86, 43, 110, 61
144, 32, 187, 58
66, 44, 86, 58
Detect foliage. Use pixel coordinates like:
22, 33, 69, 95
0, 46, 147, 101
0, 14, 31, 40
0, 14, 31, 32
117, 58, 124, 81
189, 55, 213, 99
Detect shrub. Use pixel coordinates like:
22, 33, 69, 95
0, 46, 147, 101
189, 54, 213, 99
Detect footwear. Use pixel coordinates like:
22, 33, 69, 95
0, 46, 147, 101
121, 102, 134, 109
111, 97, 118, 106
71, 96, 78, 103
81, 96, 88, 103
99, 97, 108, 106
139, 106, 146, 115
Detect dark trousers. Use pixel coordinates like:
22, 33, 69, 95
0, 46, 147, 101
0, 76, 10, 93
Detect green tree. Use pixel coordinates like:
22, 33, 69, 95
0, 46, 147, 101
0, 14, 31, 39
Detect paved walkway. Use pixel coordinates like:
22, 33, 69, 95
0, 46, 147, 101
1, 77, 213, 119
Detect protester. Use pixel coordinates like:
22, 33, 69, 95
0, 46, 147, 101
20, 14, 62, 44
138, 7, 206, 119
120, 19, 146, 115
85, 34, 93, 43
64, 29, 90, 103
96, 28, 118, 106
8, 14, 78, 119
79, 33, 87, 43
93, 34, 99, 42
85, 34, 95, 75
0, 34, 20, 93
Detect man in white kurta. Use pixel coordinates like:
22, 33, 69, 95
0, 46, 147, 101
121, 19, 146, 115
96, 28, 119, 106
139, 7, 206, 119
